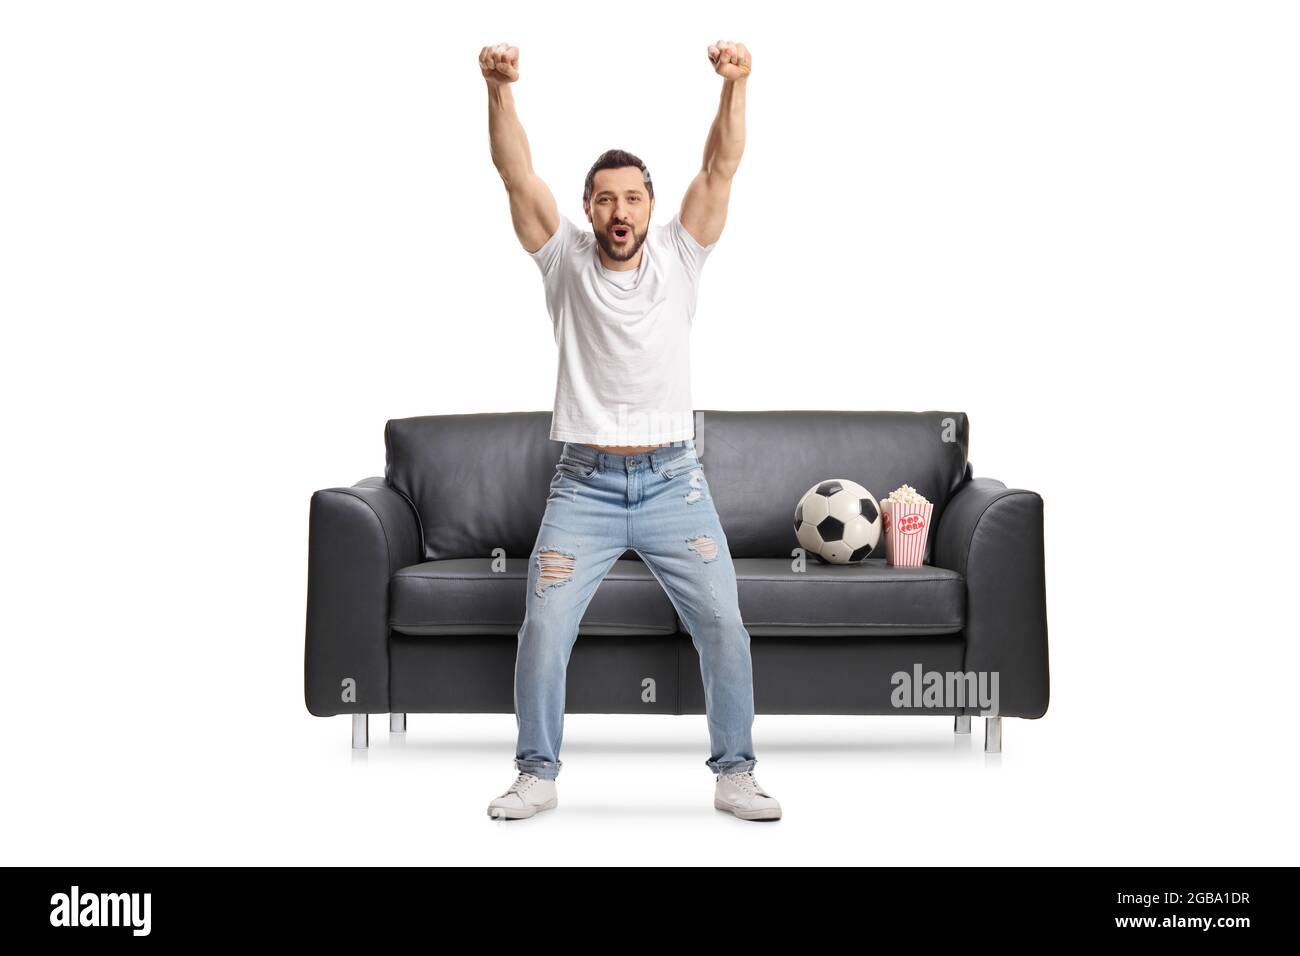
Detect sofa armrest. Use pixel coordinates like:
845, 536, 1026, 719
933, 478, 1050, 719
304, 476, 423, 716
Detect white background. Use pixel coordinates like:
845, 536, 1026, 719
3, 1, 1296, 864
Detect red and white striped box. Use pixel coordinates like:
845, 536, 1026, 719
882, 500, 934, 567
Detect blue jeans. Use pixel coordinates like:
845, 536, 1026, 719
514, 438, 758, 780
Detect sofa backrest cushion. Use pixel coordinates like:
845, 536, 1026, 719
694, 410, 968, 562
384, 409, 969, 561
385, 411, 558, 562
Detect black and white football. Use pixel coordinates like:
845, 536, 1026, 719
793, 479, 882, 564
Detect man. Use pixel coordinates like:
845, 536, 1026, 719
479, 40, 779, 822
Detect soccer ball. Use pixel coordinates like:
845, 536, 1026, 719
793, 479, 882, 564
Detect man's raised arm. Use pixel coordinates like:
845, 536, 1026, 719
680, 40, 751, 248
480, 42, 559, 253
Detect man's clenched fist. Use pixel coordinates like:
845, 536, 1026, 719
707, 40, 752, 80
479, 43, 520, 85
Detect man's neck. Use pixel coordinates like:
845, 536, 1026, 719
597, 247, 643, 272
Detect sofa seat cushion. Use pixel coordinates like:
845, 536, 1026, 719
695, 558, 965, 637
390, 557, 679, 636
391, 556, 964, 639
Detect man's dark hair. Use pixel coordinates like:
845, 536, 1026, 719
583, 148, 654, 208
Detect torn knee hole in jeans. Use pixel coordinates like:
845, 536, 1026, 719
536, 548, 576, 594
686, 535, 719, 562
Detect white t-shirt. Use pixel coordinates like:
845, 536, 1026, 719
529, 211, 717, 445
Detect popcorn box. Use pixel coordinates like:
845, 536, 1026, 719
882, 499, 934, 567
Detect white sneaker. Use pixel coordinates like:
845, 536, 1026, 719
487, 772, 558, 820
714, 770, 782, 821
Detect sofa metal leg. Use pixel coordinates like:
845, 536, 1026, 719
390, 713, 406, 734
984, 716, 1002, 753
954, 715, 971, 734
352, 713, 369, 749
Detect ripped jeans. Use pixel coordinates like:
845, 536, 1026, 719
513, 438, 758, 780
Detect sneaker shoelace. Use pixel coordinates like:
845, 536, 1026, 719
726, 770, 765, 797
504, 773, 538, 796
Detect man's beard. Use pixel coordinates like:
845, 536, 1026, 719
596, 223, 646, 262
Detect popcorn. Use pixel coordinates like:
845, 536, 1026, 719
881, 483, 933, 566
884, 483, 930, 506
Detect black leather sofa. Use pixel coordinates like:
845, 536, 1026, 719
304, 410, 1049, 753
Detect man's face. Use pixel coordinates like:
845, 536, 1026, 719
586, 166, 654, 263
